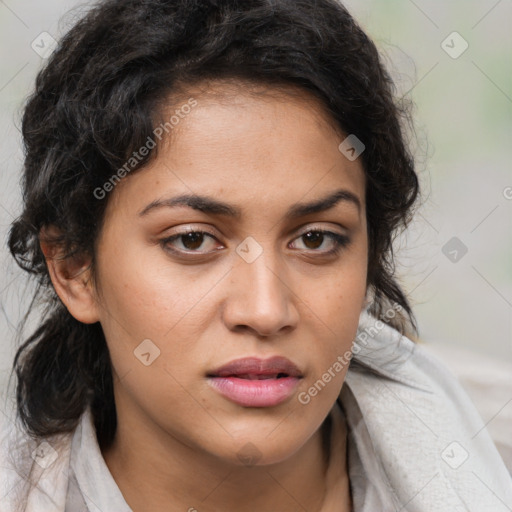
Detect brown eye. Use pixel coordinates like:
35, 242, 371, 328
301, 231, 324, 250
161, 230, 221, 254
290, 229, 350, 255
180, 232, 206, 250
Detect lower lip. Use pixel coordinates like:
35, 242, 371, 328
208, 376, 300, 407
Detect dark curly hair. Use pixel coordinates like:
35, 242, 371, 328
8, 0, 419, 449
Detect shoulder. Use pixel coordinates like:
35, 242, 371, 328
343, 311, 512, 510
0, 404, 73, 512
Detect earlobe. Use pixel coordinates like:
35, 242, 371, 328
40, 227, 100, 324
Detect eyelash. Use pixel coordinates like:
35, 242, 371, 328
160, 228, 350, 257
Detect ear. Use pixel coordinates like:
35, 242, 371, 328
40, 226, 100, 324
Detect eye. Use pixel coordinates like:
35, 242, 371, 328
160, 227, 350, 258
161, 229, 222, 254
289, 229, 350, 255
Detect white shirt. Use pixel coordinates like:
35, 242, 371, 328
1, 311, 511, 511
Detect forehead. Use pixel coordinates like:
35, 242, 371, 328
163, 78, 347, 151
107, 80, 366, 218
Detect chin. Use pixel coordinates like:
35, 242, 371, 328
214, 431, 307, 468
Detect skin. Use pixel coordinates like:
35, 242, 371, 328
44, 80, 368, 512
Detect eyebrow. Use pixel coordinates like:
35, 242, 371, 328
138, 188, 361, 219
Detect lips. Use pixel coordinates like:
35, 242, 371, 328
207, 357, 302, 407
209, 356, 302, 379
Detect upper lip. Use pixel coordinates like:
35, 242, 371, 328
208, 356, 303, 378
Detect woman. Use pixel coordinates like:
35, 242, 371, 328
1, 0, 511, 510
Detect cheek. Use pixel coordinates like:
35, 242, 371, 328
93, 249, 207, 418
94, 236, 203, 338
310, 286, 362, 377
93, 238, 224, 385
313, 250, 367, 325
300, 252, 367, 383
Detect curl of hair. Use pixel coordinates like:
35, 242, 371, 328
9, 0, 419, 448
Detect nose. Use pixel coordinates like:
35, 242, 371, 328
221, 249, 299, 338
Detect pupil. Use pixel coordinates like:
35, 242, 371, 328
183, 232, 204, 250
303, 231, 323, 249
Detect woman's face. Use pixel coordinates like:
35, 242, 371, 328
92, 82, 368, 465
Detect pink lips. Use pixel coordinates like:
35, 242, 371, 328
207, 356, 302, 407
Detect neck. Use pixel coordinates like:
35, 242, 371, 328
101, 397, 350, 512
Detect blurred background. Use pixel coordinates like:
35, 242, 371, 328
0, 0, 511, 462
